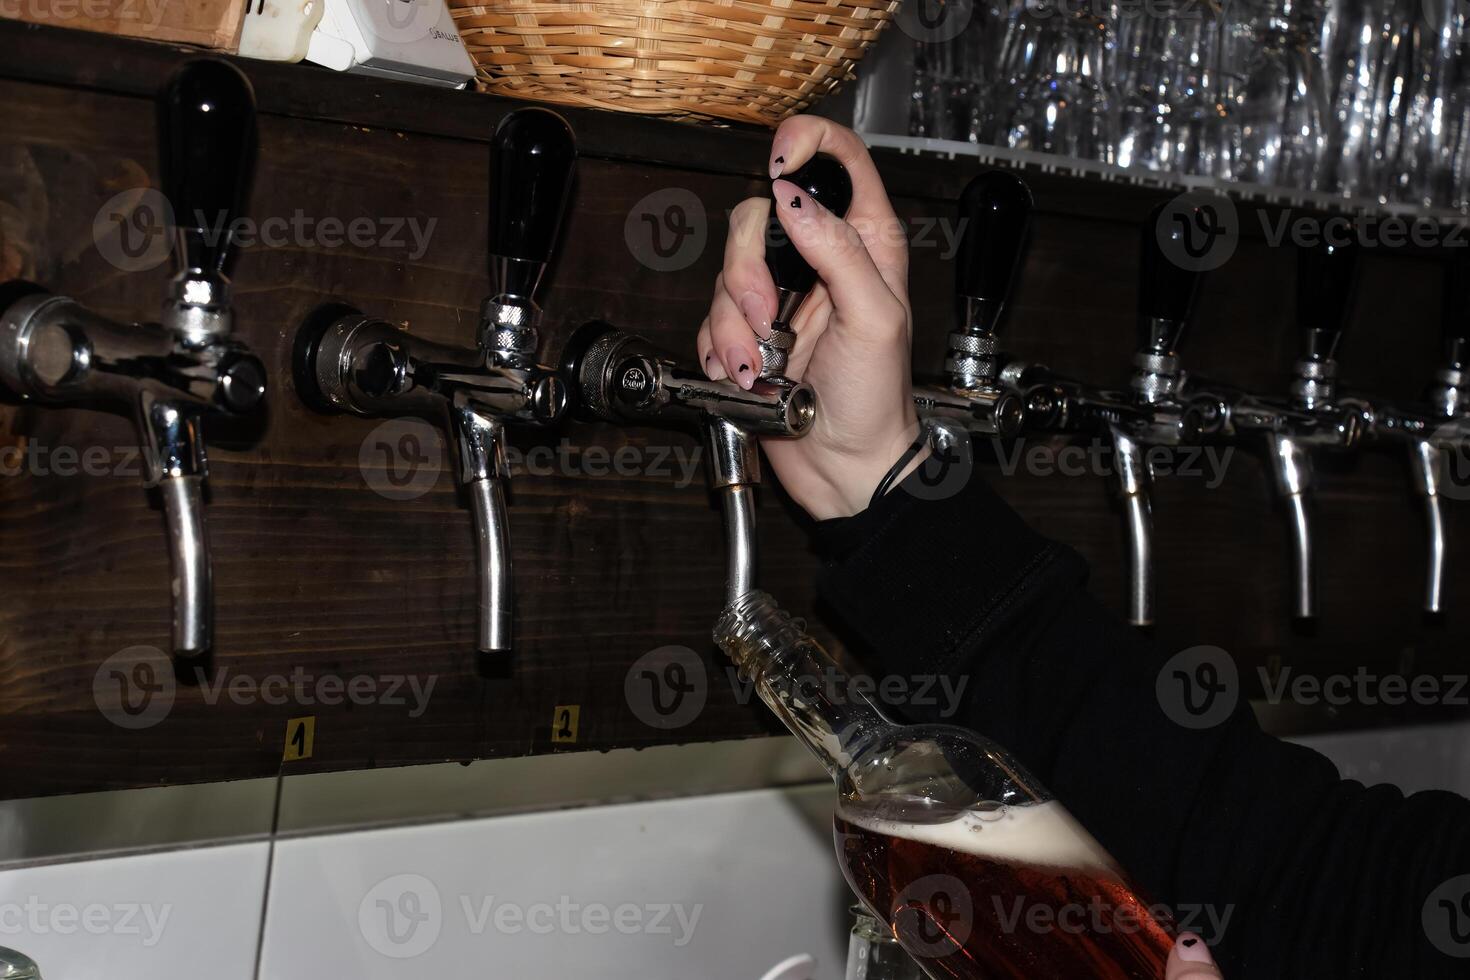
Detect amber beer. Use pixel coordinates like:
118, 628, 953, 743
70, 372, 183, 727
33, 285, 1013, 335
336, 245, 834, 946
835, 801, 1174, 979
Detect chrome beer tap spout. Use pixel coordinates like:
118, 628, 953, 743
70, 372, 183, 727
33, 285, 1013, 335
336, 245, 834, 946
293, 108, 575, 658
912, 170, 1030, 439
0, 60, 267, 659
1357, 249, 1470, 613
1099, 198, 1217, 628
561, 158, 842, 607
1190, 233, 1367, 620
560, 322, 816, 605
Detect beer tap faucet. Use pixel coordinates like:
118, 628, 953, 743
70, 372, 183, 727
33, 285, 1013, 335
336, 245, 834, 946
911, 171, 1029, 440
1359, 252, 1470, 613
1191, 235, 1366, 620
292, 108, 574, 655
0, 60, 267, 658
564, 158, 846, 605
1101, 200, 1211, 628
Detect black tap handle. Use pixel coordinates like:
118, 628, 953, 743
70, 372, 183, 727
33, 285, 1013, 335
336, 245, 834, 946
489, 108, 576, 273
157, 59, 257, 279
955, 171, 1033, 325
1140, 199, 1205, 328
765, 156, 853, 296
1296, 233, 1358, 361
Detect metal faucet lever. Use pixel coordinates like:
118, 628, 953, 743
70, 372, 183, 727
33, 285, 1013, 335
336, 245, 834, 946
758, 156, 853, 384
0, 60, 267, 657
293, 108, 574, 656
913, 170, 1030, 440
561, 322, 817, 604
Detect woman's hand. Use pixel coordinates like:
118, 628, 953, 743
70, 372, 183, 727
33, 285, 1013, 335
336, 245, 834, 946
1166, 932, 1223, 979
696, 116, 922, 520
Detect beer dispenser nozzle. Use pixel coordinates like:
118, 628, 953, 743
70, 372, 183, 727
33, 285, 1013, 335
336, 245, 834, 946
0, 60, 267, 658
561, 158, 842, 605
1101, 199, 1215, 627
911, 170, 1029, 439
561, 324, 816, 605
1357, 250, 1470, 613
292, 108, 574, 656
1189, 233, 1367, 620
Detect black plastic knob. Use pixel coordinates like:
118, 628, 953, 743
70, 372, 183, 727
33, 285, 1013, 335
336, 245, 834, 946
157, 60, 258, 278
765, 156, 854, 296
489, 108, 576, 271
1140, 199, 1205, 327
216, 352, 267, 413
1296, 233, 1358, 361
955, 171, 1033, 317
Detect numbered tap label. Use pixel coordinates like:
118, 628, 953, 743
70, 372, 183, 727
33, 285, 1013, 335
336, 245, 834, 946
359, 418, 444, 501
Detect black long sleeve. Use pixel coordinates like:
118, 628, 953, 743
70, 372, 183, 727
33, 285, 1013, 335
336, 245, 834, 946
812, 469, 1470, 978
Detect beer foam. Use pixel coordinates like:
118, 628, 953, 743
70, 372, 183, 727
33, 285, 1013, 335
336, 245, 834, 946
839, 800, 1121, 876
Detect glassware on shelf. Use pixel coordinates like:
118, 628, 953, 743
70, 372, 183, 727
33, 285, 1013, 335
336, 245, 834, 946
1237, 0, 1331, 189
714, 591, 1175, 979
1388, 0, 1464, 206
1116, 0, 1242, 177
1319, 0, 1392, 198
909, 0, 1007, 142
992, 1, 1119, 162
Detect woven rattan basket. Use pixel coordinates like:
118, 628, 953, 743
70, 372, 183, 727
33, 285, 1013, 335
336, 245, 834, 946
448, 0, 900, 126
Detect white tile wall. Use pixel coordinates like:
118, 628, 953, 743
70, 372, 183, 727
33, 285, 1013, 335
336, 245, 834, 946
5, 722, 1470, 980
0, 842, 269, 980
258, 785, 852, 980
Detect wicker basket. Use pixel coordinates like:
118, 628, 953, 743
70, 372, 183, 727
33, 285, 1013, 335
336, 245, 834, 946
448, 0, 900, 126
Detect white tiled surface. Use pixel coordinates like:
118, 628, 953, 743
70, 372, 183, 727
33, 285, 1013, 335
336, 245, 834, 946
258, 785, 851, 980
5, 722, 1470, 980
0, 841, 269, 980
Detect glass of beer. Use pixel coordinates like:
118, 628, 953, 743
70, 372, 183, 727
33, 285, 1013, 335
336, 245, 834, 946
715, 592, 1174, 980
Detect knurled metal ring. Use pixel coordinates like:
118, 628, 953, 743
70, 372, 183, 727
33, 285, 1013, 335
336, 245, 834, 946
947, 332, 996, 357
758, 338, 788, 376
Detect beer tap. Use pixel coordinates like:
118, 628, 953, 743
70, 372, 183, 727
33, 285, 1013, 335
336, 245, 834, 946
563, 158, 846, 604
1358, 252, 1470, 613
0, 59, 267, 658
292, 108, 573, 655
1099, 200, 1212, 628
910, 170, 1029, 440
1190, 235, 1367, 620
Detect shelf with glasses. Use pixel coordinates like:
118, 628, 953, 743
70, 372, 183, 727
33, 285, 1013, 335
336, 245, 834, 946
863, 133, 1470, 227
